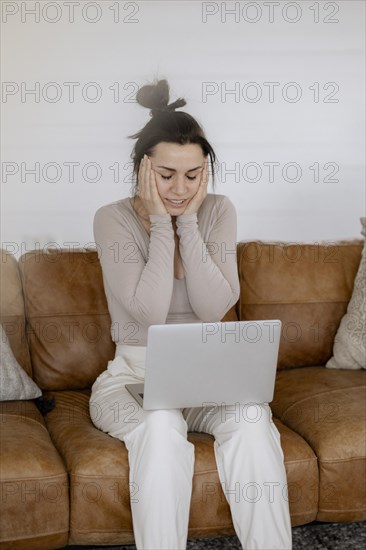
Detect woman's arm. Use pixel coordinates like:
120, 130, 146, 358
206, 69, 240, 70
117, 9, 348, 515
94, 206, 175, 326
175, 195, 240, 322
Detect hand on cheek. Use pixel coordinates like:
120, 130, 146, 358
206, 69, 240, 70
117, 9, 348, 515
180, 157, 209, 216
137, 155, 168, 216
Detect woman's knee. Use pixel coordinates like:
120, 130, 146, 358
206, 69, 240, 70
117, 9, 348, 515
124, 408, 194, 461
213, 402, 274, 435
143, 408, 189, 439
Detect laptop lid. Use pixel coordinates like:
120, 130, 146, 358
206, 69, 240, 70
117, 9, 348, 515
141, 320, 282, 410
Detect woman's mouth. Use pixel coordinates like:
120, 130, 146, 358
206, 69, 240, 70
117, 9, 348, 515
166, 199, 187, 207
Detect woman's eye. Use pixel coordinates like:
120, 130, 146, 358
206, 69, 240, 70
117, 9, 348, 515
160, 174, 197, 181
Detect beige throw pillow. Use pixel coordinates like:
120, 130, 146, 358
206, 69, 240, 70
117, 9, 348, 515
0, 324, 42, 400
326, 218, 366, 369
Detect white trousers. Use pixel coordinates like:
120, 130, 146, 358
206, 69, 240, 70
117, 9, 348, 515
89, 344, 292, 550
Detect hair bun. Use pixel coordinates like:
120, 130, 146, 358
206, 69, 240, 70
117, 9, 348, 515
136, 79, 187, 117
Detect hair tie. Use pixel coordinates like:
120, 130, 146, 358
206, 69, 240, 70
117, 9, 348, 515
149, 103, 176, 117
149, 97, 186, 117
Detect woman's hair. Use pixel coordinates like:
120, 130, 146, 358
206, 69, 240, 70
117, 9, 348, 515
128, 79, 217, 195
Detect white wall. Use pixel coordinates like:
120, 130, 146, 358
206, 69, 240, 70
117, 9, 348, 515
1, 0, 365, 259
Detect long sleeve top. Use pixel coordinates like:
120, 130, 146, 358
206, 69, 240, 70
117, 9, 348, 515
93, 193, 240, 346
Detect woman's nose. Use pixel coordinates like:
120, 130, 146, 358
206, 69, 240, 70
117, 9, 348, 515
171, 175, 187, 195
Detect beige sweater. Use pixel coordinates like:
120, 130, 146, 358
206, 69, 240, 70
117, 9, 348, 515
93, 193, 240, 346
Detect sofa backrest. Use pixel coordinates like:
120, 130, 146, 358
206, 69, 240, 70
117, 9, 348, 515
0, 249, 32, 375
17, 248, 115, 390
8, 239, 363, 390
236, 240, 363, 369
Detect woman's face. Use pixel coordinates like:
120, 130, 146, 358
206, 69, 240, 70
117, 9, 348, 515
148, 142, 206, 215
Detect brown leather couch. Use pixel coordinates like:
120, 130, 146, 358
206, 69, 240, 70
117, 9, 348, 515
1, 239, 365, 549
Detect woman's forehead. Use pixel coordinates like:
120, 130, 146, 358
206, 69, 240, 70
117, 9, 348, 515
151, 142, 204, 165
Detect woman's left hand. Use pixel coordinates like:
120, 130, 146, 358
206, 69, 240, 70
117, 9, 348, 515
180, 157, 209, 216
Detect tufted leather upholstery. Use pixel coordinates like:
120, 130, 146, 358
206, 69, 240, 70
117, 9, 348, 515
0, 240, 364, 548
236, 241, 363, 369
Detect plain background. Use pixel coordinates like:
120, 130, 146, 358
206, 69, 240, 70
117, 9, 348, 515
1, 0, 365, 259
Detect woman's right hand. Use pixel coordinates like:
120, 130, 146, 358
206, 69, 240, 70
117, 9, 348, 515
137, 154, 168, 216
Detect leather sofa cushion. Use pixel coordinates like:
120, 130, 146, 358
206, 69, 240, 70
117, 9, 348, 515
0, 401, 69, 549
271, 366, 366, 521
237, 240, 363, 369
44, 389, 317, 545
18, 249, 116, 390
0, 250, 32, 375
273, 419, 318, 525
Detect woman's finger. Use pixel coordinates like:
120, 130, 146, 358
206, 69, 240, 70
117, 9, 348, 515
202, 157, 209, 186
138, 156, 146, 195
140, 155, 152, 200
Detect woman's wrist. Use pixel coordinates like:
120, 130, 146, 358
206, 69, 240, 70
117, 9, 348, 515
176, 213, 198, 223
175, 213, 198, 238
148, 213, 172, 222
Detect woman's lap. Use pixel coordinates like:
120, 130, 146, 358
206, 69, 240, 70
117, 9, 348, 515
89, 355, 280, 450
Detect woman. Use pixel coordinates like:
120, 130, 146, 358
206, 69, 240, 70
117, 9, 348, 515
90, 79, 292, 550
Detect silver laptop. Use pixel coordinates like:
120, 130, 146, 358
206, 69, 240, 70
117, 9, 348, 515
125, 320, 282, 410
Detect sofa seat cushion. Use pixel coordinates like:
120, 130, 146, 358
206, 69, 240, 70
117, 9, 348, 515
44, 389, 136, 546
271, 418, 318, 526
0, 401, 69, 550
44, 390, 317, 545
271, 366, 366, 522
